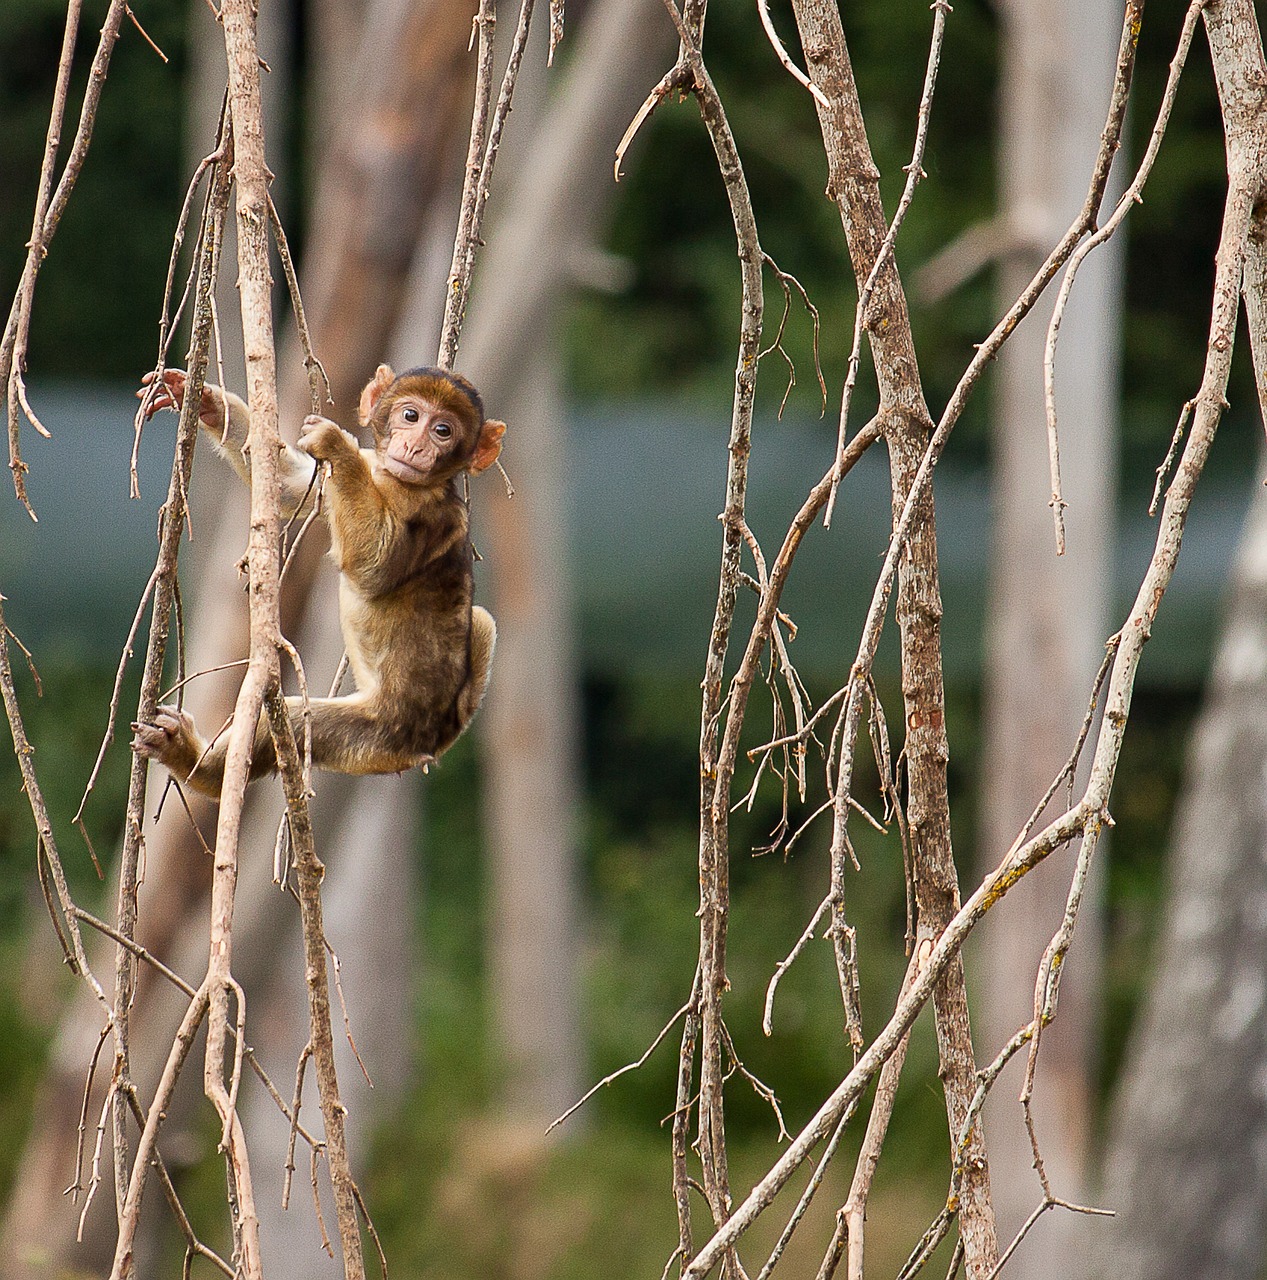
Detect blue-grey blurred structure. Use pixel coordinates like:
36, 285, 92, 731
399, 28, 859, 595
0, 382, 1248, 685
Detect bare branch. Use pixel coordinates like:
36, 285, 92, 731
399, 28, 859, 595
549, 999, 691, 1134
755, 0, 829, 109
4, 0, 129, 514
439, 0, 538, 369
1045, 0, 1195, 552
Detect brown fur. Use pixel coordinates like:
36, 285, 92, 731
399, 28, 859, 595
133, 365, 506, 799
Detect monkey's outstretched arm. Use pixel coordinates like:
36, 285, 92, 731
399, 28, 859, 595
132, 706, 273, 799
140, 370, 321, 517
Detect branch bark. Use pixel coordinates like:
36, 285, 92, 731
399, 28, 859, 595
788, 2, 1000, 1270
2, 0, 128, 514
220, 1, 364, 1274
1088, 4, 1267, 1274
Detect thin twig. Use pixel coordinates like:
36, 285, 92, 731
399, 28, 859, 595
1044, 0, 1196, 552
821, 0, 951, 528
1151, 398, 1196, 516
756, 0, 829, 108
283, 1045, 312, 1211
268, 196, 331, 417
616, 71, 675, 181
438, 0, 537, 369
76, 565, 160, 829
5, 0, 130, 515
763, 896, 830, 1036
549, 999, 691, 1134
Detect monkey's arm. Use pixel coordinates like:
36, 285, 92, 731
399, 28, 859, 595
141, 370, 321, 517
298, 415, 400, 582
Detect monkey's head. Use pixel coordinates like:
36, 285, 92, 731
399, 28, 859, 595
357, 364, 506, 486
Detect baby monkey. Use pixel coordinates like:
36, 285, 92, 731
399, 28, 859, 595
133, 364, 506, 799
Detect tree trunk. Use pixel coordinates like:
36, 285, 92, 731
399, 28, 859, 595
0, 1, 477, 1271
1087, 7, 1267, 1273
458, 0, 672, 1129
1086, 466, 1267, 1280
975, 0, 1122, 1269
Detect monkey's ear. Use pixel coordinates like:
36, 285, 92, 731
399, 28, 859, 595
469, 419, 506, 475
358, 364, 396, 427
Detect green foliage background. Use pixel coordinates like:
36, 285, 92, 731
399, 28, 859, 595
0, 0, 1247, 1271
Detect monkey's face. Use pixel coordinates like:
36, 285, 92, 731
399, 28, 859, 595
361, 366, 505, 484
379, 394, 471, 485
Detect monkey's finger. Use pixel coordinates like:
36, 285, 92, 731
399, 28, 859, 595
137, 383, 179, 416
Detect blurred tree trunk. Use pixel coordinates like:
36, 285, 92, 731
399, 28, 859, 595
0, 0, 475, 1273
1084, 469, 1267, 1280
186, 0, 293, 393
1087, 8, 1267, 1274
974, 0, 1122, 1269
458, 0, 672, 1129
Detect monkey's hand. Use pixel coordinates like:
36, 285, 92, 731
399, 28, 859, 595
137, 370, 234, 433
299, 415, 360, 466
131, 706, 207, 785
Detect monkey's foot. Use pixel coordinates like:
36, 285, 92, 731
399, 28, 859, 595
131, 706, 203, 779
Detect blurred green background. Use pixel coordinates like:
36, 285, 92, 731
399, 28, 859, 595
0, 0, 1255, 1273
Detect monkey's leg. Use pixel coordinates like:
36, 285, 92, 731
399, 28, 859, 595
454, 606, 497, 731
135, 691, 433, 798
294, 694, 431, 776
132, 705, 276, 799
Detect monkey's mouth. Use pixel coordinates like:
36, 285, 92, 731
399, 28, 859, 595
382, 454, 430, 484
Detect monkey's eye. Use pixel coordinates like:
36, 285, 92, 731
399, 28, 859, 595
434, 422, 453, 440
402, 406, 420, 424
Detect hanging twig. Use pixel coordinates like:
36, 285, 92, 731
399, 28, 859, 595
654, 0, 765, 1265
439, 0, 538, 369
4, 0, 130, 515
1044, 0, 1194, 553
109, 114, 235, 1278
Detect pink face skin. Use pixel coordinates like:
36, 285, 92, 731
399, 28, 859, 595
379, 394, 466, 485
